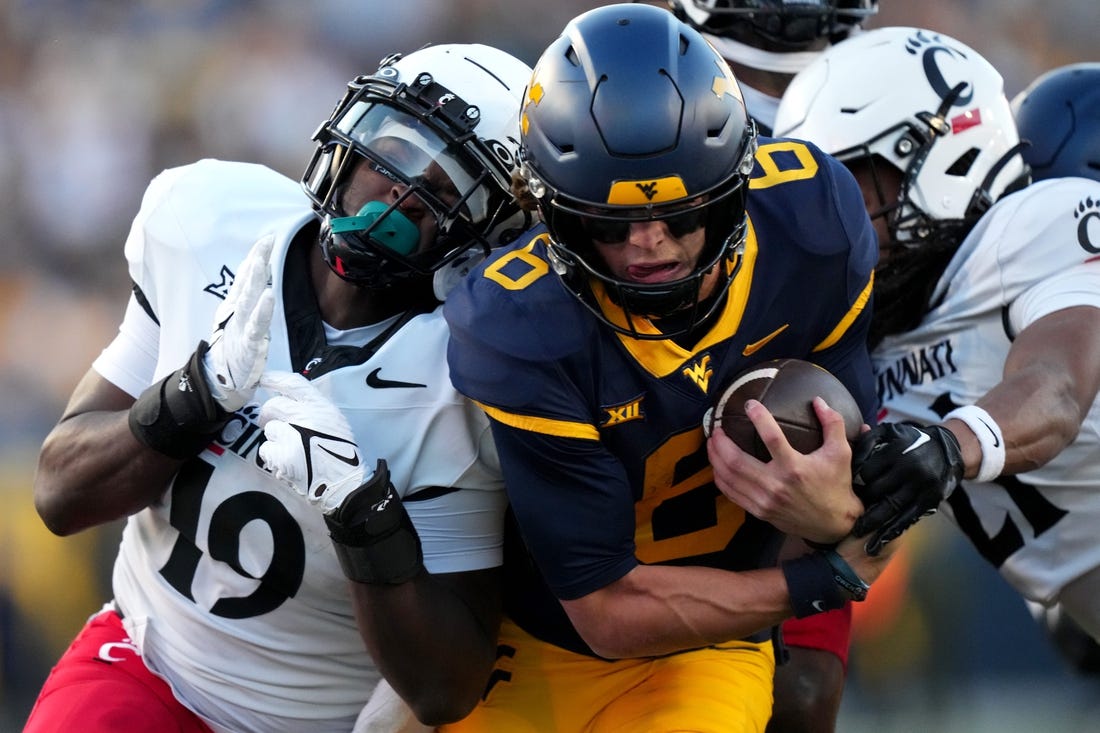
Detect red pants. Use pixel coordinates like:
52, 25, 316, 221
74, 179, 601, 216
781, 603, 853, 669
23, 607, 212, 733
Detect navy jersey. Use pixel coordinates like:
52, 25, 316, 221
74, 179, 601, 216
445, 137, 878, 655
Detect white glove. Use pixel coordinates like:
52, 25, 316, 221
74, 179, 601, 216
258, 371, 372, 515
202, 234, 276, 411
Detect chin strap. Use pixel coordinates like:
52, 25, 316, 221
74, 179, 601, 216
966, 140, 1031, 217
702, 33, 824, 74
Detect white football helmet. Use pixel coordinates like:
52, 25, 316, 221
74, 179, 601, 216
302, 44, 532, 295
775, 27, 1027, 248
774, 27, 1028, 343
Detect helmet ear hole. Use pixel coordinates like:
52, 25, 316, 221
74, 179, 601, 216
945, 148, 980, 178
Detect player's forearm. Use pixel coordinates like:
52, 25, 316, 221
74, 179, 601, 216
947, 368, 1088, 481
973, 306, 1100, 477
561, 563, 793, 659
35, 411, 180, 535
349, 569, 502, 726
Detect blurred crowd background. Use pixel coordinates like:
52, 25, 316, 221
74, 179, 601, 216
0, 1, 1095, 730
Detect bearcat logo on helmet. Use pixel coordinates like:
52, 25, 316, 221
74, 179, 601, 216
904, 30, 975, 108
1076, 198, 1100, 254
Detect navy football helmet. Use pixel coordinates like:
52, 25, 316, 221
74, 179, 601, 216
302, 45, 531, 292
1012, 63, 1100, 182
520, 3, 757, 338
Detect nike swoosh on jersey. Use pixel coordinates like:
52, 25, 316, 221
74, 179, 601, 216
742, 323, 789, 356
366, 368, 427, 389
902, 431, 931, 454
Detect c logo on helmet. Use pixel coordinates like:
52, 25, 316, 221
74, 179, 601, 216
1076, 198, 1100, 254
904, 30, 974, 108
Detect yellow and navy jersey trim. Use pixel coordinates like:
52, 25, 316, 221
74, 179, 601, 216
814, 270, 873, 352
474, 400, 600, 441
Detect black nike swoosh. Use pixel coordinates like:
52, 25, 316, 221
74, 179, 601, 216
366, 368, 427, 389
318, 443, 361, 466
976, 416, 1001, 447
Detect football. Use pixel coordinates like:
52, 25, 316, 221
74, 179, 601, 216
703, 358, 864, 460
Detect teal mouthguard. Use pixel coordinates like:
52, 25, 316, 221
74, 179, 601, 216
330, 200, 419, 255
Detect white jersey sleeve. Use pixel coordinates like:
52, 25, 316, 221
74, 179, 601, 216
1007, 262, 1100, 334
874, 176, 1100, 606
92, 294, 160, 398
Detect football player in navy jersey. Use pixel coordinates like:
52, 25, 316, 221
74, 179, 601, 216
777, 27, 1100, 669
665, 3, 882, 730
27, 45, 530, 733
441, 5, 899, 731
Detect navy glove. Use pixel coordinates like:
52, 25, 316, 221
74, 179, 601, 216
851, 422, 964, 555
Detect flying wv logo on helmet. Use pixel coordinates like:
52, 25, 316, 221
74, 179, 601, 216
635, 182, 659, 200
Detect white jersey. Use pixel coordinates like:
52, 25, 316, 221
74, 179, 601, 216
873, 176, 1100, 605
92, 159, 505, 732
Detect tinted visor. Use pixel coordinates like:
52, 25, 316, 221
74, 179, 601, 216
579, 206, 708, 244
337, 103, 488, 222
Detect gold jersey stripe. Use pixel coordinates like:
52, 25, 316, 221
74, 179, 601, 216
474, 400, 601, 441
813, 270, 874, 352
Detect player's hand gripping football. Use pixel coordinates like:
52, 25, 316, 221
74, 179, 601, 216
257, 371, 369, 514
709, 396, 863, 545
201, 234, 276, 411
850, 422, 964, 556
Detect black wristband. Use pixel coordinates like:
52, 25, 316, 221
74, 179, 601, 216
325, 460, 424, 584
823, 550, 870, 602
128, 341, 231, 459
